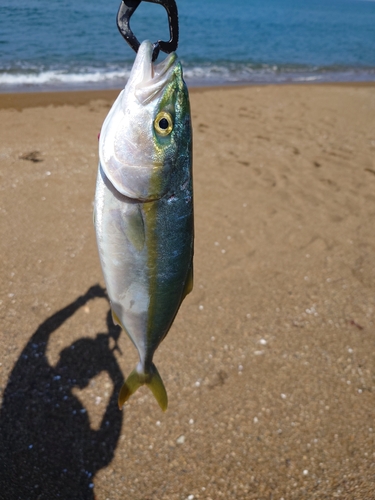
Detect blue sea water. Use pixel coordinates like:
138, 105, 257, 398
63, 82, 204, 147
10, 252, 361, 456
0, 0, 374, 92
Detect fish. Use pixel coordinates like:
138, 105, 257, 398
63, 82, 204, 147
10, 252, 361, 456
94, 40, 193, 411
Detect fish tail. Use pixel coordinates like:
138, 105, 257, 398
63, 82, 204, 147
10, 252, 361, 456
118, 363, 168, 411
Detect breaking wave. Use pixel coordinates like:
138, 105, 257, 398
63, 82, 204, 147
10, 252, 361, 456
1, 61, 375, 92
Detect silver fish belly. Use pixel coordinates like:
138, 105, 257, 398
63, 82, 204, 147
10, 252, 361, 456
94, 40, 193, 411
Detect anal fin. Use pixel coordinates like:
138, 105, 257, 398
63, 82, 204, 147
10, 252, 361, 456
111, 309, 122, 328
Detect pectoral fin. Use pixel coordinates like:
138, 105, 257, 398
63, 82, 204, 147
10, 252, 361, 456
125, 205, 145, 251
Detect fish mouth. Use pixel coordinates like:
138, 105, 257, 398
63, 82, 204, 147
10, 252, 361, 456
127, 40, 178, 104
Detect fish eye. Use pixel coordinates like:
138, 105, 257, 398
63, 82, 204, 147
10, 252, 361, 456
154, 112, 173, 136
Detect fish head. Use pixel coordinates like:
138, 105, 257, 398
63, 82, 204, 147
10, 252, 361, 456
99, 40, 191, 201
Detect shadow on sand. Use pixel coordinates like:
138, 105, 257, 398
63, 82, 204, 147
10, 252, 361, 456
0, 285, 123, 499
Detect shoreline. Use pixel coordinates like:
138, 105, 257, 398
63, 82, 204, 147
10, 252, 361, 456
1, 80, 375, 110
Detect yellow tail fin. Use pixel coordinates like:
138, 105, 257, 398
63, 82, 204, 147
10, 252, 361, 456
118, 363, 168, 411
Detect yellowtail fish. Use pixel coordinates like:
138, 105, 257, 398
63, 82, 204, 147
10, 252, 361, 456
94, 40, 193, 411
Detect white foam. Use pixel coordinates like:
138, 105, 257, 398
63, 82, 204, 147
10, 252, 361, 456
0, 68, 132, 88
1, 62, 375, 91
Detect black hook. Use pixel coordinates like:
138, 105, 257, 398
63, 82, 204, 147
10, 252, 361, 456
117, 0, 179, 62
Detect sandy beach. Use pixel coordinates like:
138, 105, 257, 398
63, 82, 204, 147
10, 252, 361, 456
0, 82, 375, 499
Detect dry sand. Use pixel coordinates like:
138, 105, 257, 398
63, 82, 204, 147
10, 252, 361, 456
0, 82, 375, 499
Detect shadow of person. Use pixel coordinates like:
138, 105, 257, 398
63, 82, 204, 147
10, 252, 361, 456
0, 285, 124, 499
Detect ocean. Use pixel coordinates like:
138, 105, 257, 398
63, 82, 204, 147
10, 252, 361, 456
0, 0, 374, 92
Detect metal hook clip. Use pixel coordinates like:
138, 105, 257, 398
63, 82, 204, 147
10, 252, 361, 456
117, 0, 179, 62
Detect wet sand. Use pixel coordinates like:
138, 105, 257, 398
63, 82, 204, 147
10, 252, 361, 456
0, 83, 375, 499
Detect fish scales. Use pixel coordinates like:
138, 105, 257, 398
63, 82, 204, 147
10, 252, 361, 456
94, 40, 193, 411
